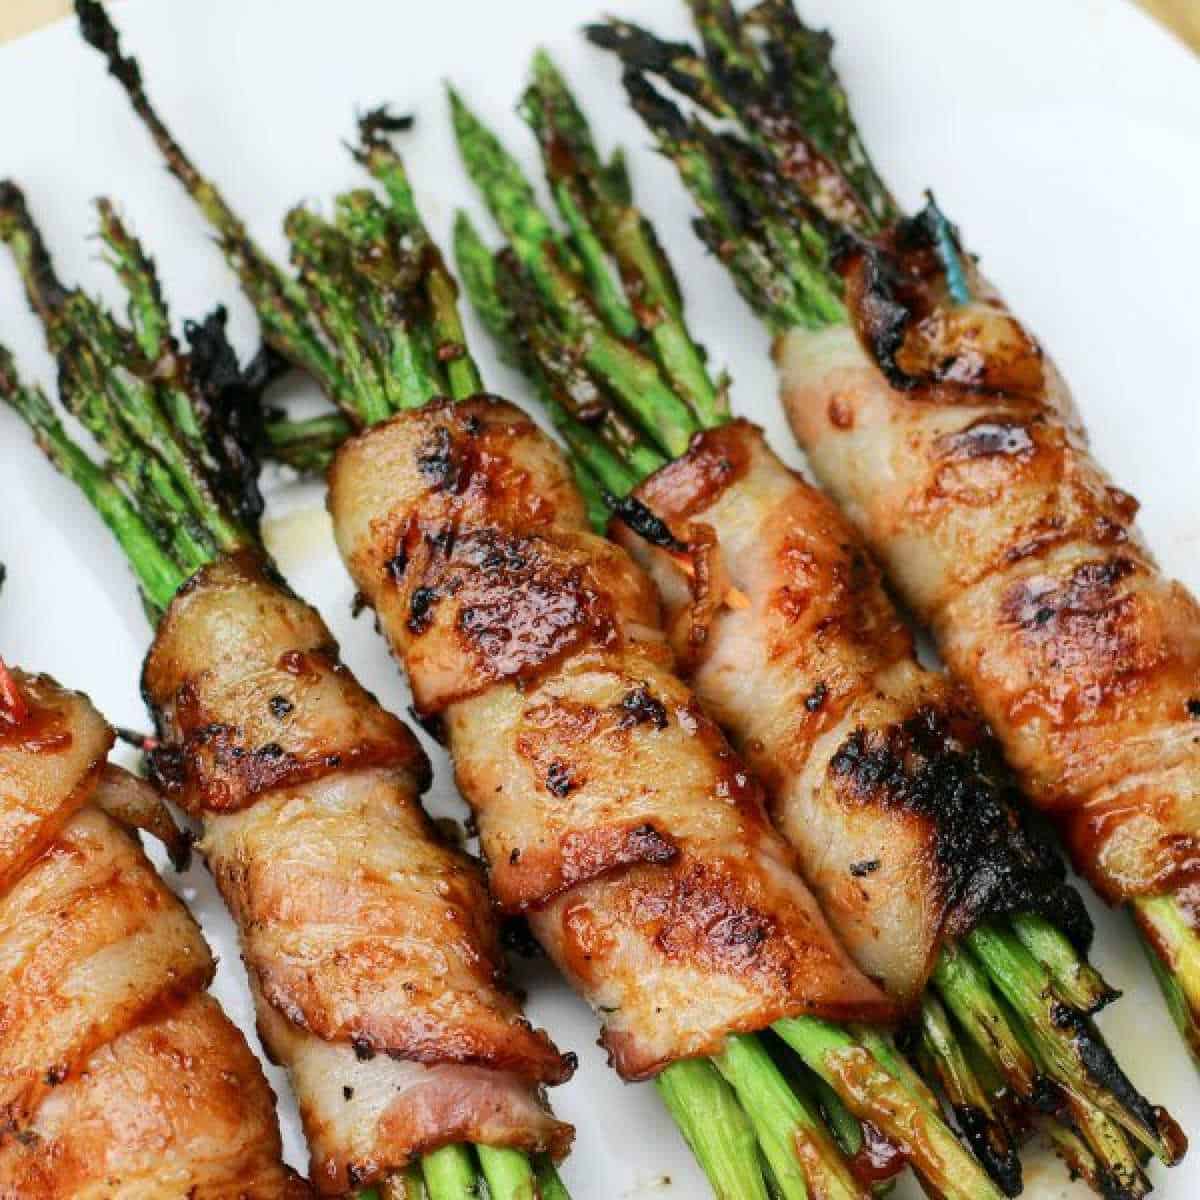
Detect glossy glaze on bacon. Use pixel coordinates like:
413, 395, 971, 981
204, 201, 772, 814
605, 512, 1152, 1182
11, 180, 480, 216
328, 395, 896, 1079
140, 553, 572, 1194
777, 246, 1200, 904
0, 669, 309, 1198
612, 419, 1088, 1007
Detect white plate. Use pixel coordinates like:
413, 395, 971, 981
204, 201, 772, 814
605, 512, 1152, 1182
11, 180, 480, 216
1, 1, 1198, 1196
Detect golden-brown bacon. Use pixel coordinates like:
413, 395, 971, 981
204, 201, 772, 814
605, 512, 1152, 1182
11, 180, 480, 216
329, 396, 895, 1080
141, 554, 572, 1194
778, 265, 1200, 903
613, 420, 1088, 1006
0, 670, 307, 1198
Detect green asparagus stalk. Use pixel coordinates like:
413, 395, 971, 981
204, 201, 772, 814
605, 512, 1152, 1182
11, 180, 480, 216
917, 993, 1021, 1196
0, 343, 185, 618
521, 51, 725, 428
75, 0, 346, 402
420, 1145, 477, 1199
1134, 894, 1200, 1063
449, 86, 698, 457
714, 1034, 864, 1200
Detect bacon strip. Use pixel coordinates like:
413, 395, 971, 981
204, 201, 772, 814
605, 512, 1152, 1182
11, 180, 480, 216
613, 420, 1089, 1007
141, 553, 573, 1193
328, 396, 896, 1081
778, 258, 1200, 903
0, 670, 308, 1198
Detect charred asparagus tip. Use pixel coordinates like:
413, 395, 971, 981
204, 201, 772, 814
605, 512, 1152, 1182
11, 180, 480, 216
965, 925, 1182, 1166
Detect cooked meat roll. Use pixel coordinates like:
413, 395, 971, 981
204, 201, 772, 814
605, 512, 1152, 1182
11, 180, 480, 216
778, 265, 1200, 905
141, 554, 573, 1194
614, 418, 1088, 1006
0, 669, 309, 1198
329, 396, 896, 1080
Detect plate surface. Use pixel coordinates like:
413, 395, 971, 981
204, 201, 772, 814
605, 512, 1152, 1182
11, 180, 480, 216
1, 1, 1198, 1196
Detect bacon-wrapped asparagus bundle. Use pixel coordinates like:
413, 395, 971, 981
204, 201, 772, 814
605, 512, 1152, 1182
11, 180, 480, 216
73, 9, 1031, 1199
0, 660, 309, 1197
589, 0, 1200, 1072
442, 51, 1187, 1199
0, 185, 572, 1200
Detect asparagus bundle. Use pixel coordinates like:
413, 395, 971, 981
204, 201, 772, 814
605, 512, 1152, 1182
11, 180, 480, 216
586, 0, 1200, 1076
0, 651, 309, 1196
442, 48, 1185, 1200
71, 6, 1033, 1199
0, 184, 574, 1199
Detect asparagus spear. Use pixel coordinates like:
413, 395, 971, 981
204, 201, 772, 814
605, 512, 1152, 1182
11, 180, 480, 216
446, 53, 1184, 1199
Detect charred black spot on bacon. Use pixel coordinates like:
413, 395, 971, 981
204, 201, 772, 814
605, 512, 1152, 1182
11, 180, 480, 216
408, 586, 438, 634
617, 685, 669, 730
545, 760, 574, 797
268, 694, 293, 720
342, 1085, 354, 1101
611, 494, 687, 554
829, 705, 1093, 951
416, 424, 463, 493
805, 682, 829, 712
938, 419, 1036, 461
500, 914, 543, 959
1004, 556, 1138, 635
832, 231, 916, 391
351, 1036, 376, 1062
145, 741, 187, 795
407, 703, 446, 745
386, 550, 408, 582
627, 823, 677, 866
166, 825, 195, 873
849, 858, 879, 877
1188, 699, 1200, 719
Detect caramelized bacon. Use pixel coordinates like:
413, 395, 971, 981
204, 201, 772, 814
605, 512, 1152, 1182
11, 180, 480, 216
329, 397, 895, 1077
615, 421, 1087, 1006
778, 269, 1200, 902
0, 670, 306, 1197
141, 552, 572, 1192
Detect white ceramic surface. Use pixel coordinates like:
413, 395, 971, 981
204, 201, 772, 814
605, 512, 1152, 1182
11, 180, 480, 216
1, 1, 1197, 1195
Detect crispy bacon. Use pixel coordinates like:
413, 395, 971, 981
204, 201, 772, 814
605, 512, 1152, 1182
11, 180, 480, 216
0, 670, 307, 1197
329, 396, 896, 1077
614, 420, 1088, 1006
778, 268, 1200, 903
141, 553, 573, 1193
